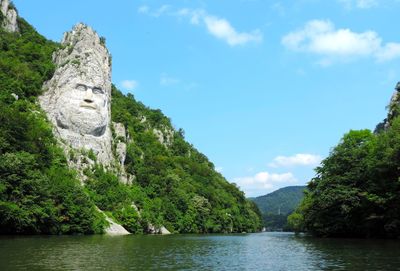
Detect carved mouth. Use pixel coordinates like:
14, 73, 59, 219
80, 102, 97, 109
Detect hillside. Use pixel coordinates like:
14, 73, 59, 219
289, 85, 400, 238
0, 1, 261, 234
251, 186, 305, 230
252, 186, 306, 215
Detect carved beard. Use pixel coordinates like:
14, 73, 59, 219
56, 104, 108, 137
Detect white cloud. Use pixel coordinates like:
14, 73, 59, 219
160, 73, 180, 86
139, 6, 262, 46
215, 167, 223, 173
176, 8, 205, 25
233, 171, 297, 197
376, 43, 400, 62
120, 80, 138, 91
282, 20, 400, 64
339, 0, 378, 9
138, 5, 170, 17
203, 15, 262, 46
268, 153, 322, 168
138, 5, 149, 14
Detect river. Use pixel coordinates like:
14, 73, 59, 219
1, 232, 400, 270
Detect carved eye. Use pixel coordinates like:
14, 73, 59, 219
76, 84, 87, 91
92, 87, 104, 94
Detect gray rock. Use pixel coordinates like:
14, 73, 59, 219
104, 216, 130, 235
147, 223, 171, 234
39, 23, 132, 233
111, 122, 133, 184
113, 122, 126, 139
153, 127, 174, 147
1, 0, 19, 33
98, 211, 130, 235
11, 93, 18, 100
159, 226, 171, 234
383, 82, 400, 130
113, 122, 127, 166
40, 23, 113, 165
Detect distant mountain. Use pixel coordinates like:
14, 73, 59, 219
252, 186, 306, 215
251, 186, 306, 230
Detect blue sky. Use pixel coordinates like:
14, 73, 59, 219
14, 0, 400, 197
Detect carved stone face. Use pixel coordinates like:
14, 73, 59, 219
40, 23, 114, 164
55, 77, 109, 137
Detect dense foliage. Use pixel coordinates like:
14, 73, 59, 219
289, 121, 400, 238
0, 18, 106, 234
103, 87, 262, 233
252, 186, 305, 230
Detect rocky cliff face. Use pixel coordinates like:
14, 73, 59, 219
385, 82, 400, 127
40, 23, 131, 234
0, 0, 18, 33
40, 23, 114, 166
375, 82, 400, 132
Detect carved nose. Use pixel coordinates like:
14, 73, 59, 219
84, 88, 93, 103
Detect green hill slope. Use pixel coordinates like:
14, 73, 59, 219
251, 186, 306, 230
252, 186, 306, 215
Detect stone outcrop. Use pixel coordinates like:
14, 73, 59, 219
0, 0, 18, 33
40, 23, 113, 165
147, 224, 171, 234
386, 82, 400, 127
153, 127, 174, 147
40, 23, 131, 235
375, 82, 400, 132
104, 216, 131, 235
112, 122, 134, 184
113, 122, 127, 166
131, 202, 171, 234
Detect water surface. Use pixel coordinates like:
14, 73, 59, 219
1, 232, 400, 270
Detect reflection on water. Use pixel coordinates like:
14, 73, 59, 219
1, 232, 400, 270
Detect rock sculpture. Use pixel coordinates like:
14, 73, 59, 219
40, 23, 113, 165
40, 23, 130, 235
40, 23, 170, 235
0, 0, 19, 32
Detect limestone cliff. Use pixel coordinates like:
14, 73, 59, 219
375, 82, 400, 132
0, 0, 18, 33
40, 23, 114, 166
40, 23, 130, 235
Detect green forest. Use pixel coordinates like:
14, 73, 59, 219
252, 186, 305, 230
288, 118, 400, 237
0, 11, 261, 234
